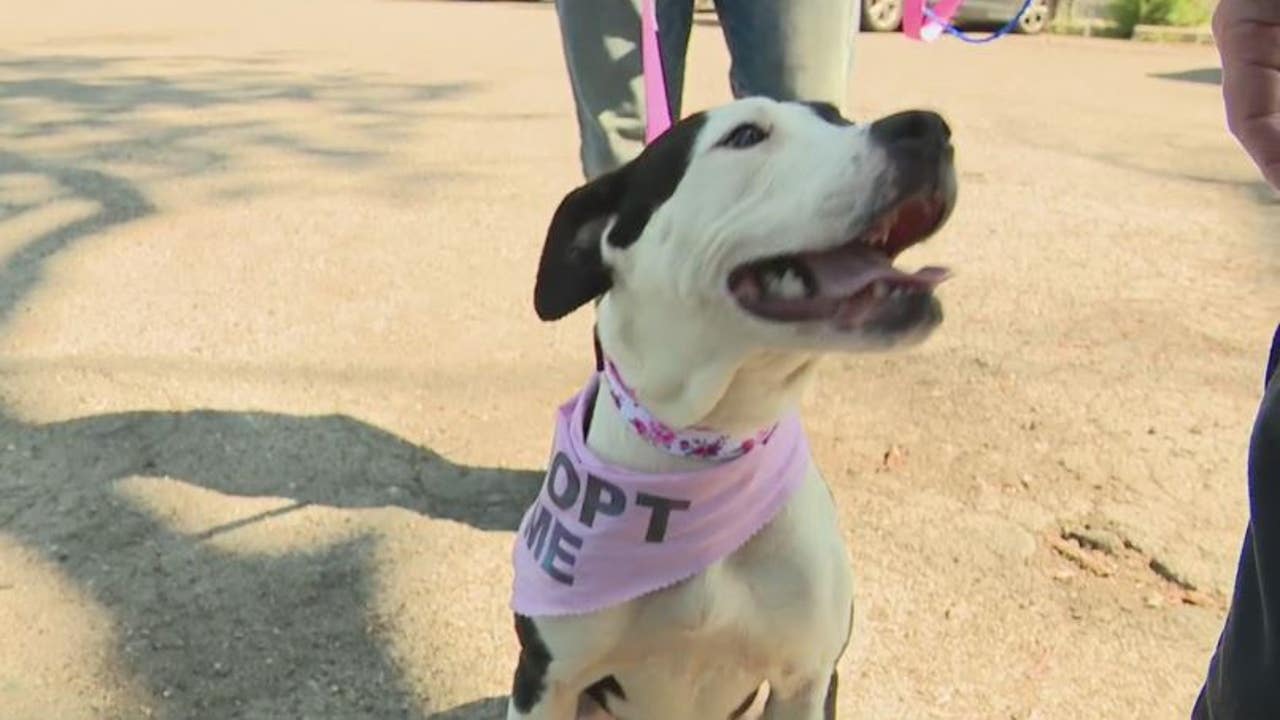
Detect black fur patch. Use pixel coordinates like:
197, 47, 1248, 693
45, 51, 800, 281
839, 600, 855, 658
801, 101, 853, 127
584, 675, 626, 713
729, 688, 759, 719
532, 112, 708, 321
822, 600, 855, 720
824, 671, 839, 720
868, 110, 950, 148
604, 112, 708, 250
511, 614, 552, 712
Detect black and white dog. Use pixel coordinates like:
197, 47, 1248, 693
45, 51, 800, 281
509, 97, 956, 720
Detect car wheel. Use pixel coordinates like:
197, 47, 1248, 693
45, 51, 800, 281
861, 0, 903, 32
1016, 0, 1054, 34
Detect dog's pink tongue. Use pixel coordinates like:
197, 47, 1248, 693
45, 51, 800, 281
803, 245, 950, 297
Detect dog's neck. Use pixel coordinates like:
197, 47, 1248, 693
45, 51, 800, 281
586, 294, 818, 473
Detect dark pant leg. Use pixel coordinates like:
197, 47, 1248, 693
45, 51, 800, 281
1193, 325, 1280, 719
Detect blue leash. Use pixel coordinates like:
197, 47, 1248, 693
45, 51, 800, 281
923, 0, 1038, 44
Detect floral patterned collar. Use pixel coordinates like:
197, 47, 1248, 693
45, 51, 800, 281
600, 358, 778, 462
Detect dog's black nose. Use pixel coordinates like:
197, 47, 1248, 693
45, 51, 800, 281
868, 110, 956, 206
869, 110, 951, 150
868, 110, 953, 195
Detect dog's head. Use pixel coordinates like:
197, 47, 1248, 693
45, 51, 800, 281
535, 96, 956, 353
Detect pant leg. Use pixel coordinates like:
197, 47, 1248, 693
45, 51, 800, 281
656, 0, 696, 123
1193, 325, 1280, 719
712, 0, 860, 110
553, 0, 695, 180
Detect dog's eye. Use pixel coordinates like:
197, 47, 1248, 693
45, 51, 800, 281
718, 123, 769, 149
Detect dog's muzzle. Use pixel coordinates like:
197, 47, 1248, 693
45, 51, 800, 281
728, 110, 957, 330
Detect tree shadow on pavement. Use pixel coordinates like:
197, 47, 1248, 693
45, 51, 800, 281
0, 52, 477, 322
0, 151, 155, 328
0, 53, 473, 170
1150, 67, 1222, 85
0, 50, 527, 717
429, 695, 509, 719
0, 408, 538, 718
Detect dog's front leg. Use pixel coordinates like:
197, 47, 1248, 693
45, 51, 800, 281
761, 670, 838, 720
506, 614, 592, 720
505, 674, 577, 720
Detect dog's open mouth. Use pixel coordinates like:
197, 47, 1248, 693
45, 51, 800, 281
728, 191, 951, 327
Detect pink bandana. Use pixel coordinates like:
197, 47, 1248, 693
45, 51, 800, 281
511, 375, 811, 617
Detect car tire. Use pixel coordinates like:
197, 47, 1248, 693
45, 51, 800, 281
861, 0, 904, 32
1016, 0, 1055, 34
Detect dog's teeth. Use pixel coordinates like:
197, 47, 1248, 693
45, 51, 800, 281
865, 216, 894, 247
872, 281, 888, 299
878, 219, 896, 245
889, 286, 906, 299
764, 267, 808, 300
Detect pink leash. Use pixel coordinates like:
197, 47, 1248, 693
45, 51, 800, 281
903, 0, 965, 41
641, 0, 673, 142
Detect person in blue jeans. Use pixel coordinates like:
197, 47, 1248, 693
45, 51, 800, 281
553, 0, 859, 179
1194, 0, 1280, 716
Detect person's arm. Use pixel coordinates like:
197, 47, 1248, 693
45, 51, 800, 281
1214, 0, 1280, 189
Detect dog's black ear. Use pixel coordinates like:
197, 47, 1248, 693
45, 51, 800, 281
534, 111, 708, 321
533, 170, 625, 321
801, 100, 854, 126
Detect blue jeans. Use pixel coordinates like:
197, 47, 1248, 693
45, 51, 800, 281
553, 0, 860, 179
1194, 325, 1280, 718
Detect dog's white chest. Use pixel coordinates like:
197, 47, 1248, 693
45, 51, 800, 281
590, 470, 854, 719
